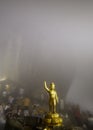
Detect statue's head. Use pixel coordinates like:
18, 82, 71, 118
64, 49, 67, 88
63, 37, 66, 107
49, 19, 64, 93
50, 82, 55, 90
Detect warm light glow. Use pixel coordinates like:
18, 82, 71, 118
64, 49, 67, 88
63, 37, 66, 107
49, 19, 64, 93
0, 77, 7, 81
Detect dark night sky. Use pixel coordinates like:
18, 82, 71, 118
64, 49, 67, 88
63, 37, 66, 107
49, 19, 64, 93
0, 0, 93, 112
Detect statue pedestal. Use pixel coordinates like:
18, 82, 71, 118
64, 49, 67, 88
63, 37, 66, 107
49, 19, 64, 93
43, 112, 63, 127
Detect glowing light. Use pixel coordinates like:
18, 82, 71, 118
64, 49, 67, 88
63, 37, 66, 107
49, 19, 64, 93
0, 77, 7, 81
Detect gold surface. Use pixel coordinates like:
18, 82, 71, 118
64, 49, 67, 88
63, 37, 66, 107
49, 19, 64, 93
44, 81, 58, 113
43, 81, 63, 128
44, 112, 63, 127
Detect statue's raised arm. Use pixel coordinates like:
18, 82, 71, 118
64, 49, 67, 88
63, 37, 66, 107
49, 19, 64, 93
44, 81, 50, 92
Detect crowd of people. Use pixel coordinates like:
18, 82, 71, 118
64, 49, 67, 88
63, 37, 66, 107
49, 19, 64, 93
0, 79, 45, 130
63, 103, 93, 130
0, 79, 93, 130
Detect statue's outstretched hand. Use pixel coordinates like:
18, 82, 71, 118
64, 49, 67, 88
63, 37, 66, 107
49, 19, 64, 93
44, 81, 46, 86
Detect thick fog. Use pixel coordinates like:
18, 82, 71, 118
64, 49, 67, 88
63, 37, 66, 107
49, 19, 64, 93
0, 0, 93, 112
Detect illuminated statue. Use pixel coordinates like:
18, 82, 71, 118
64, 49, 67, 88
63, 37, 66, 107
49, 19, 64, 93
43, 81, 63, 128
44, 81, 59, 113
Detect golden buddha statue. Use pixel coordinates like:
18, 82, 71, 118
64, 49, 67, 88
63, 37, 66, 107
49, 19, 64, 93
44, 81, 58, 113
43, 81, 63, 128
